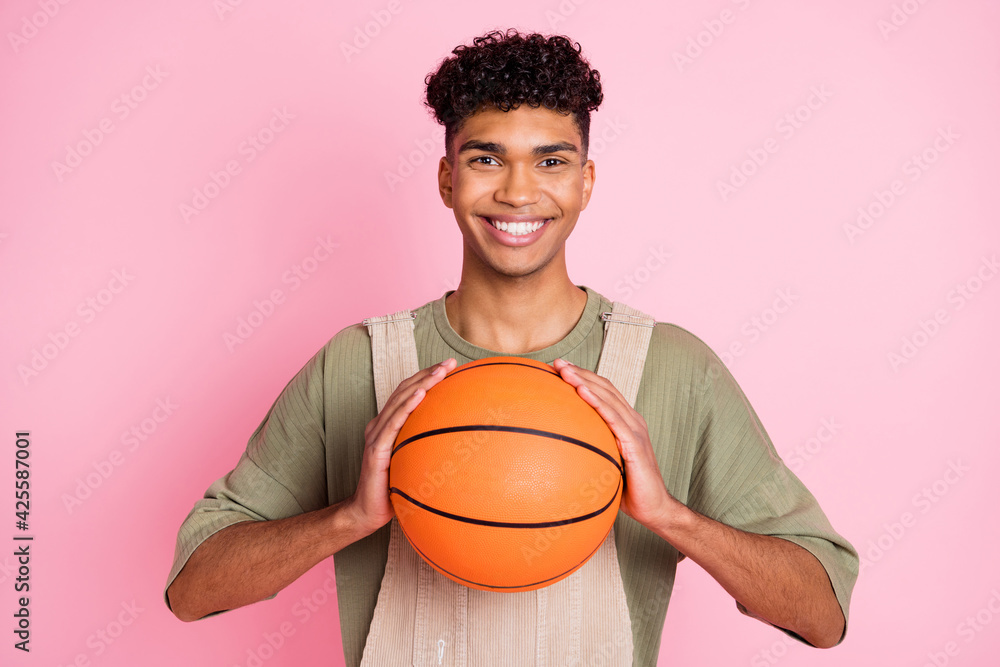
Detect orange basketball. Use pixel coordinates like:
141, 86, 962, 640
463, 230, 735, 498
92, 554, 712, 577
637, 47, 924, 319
389, 356, 623, 593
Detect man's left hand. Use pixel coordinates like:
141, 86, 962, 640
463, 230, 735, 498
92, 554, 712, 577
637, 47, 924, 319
552, 358, 677, 531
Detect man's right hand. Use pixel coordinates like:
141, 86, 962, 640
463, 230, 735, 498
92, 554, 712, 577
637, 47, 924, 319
346, 357, 458, 536
167, 357, 458, 622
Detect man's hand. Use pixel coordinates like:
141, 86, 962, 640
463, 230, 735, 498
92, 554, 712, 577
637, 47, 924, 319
347, 357, 458, 536
551, 358, 673, 527
167, 357, 458, 622
551, 358, 845, 648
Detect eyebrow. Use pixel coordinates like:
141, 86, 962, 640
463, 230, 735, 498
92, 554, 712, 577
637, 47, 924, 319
457, 140, 579, 157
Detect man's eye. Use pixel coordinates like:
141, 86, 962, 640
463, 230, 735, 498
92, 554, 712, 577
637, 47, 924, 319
541, 158, 565, 167
470, 156, 499, 166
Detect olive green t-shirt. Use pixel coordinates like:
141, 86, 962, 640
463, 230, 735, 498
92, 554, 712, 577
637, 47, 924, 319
165, 285, 858, 666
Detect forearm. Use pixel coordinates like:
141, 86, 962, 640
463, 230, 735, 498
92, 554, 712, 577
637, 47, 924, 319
167, 499, 370, 622
652, 499, 844, 648
548, 359, 846, 647
166, 360, 456, 623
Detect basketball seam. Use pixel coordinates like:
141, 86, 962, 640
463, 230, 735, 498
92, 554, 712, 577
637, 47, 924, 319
397, 518, 612, 591
389, 477, 621, 529
392, 424, 623, 474
442, 360, 561, 382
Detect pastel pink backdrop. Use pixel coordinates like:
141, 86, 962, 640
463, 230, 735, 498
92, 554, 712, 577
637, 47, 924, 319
1, 0, 998, 665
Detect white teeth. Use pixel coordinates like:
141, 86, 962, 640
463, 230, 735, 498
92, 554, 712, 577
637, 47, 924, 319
490, 219, 545, 236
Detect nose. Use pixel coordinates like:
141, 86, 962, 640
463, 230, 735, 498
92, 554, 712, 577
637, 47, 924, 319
494, 163, 541, 207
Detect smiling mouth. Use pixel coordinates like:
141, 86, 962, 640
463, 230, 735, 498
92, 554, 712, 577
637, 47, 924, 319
482, 217, 550, 236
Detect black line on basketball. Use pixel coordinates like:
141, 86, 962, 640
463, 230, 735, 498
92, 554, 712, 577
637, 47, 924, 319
392, 424, 623, 474
397, 519, 611, 591
441, 360, 561, 383
389, 477, 621, 529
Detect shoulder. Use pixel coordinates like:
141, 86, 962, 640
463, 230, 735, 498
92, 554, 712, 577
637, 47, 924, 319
585, 295, 733, 410
634, 321, 729, 402
309, 322, 373, 388
325, 321, 372, 354
315, 293, 439, 370
649, 321, 719, 361
588, 289, 726, 381
641, 317, 727, 380
589, 289, 719, 362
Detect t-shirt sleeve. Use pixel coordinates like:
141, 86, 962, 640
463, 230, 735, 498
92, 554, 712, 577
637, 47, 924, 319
163, 342, 330, 613
683, 333, 859, 646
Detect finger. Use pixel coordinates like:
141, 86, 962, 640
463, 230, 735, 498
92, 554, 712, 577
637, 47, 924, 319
371, 358, 458, 448
385, 357, 454, 401
564, 370, 644, 436
553, 359, 622, 398
373, 358, 456, 432
575, 384, 633, 447
578, 385, 656, 470
382, 358, 452, 410
371, 385, 427, 449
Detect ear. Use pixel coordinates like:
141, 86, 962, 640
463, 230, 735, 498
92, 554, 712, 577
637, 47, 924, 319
438, 155, 454, 209
579, 159, 596, 211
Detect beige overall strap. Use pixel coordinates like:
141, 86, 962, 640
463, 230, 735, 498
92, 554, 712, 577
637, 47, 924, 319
569, 300, 655, 664
360, 301, 655, 667
363, 310, 419, 413
362, 311, 470, 666
595, 301, 656, 406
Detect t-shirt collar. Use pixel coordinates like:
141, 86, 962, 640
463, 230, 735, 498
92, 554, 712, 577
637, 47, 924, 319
432, 285, 603, 363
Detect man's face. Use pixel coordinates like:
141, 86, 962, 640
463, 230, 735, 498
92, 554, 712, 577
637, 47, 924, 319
438, 104, 595, 281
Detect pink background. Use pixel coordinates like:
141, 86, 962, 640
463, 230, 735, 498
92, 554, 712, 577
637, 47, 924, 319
2, 0, 998, 665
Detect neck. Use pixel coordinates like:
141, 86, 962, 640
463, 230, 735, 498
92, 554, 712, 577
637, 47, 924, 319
445, 273, 588, 355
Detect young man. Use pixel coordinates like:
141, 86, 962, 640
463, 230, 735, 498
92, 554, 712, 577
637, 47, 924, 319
166, 29, 858, 665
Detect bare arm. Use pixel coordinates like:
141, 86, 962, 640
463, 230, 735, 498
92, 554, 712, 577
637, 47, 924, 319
167, 500, 367, 621
552, 358, 845, 648
166, 358, 458, 622
649, 497, 844, 647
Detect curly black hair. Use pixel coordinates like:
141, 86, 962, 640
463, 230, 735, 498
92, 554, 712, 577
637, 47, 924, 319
424, 28, 603, 164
